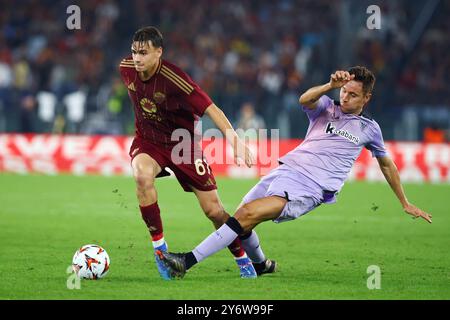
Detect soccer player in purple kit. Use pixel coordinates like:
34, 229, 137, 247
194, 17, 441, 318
158, 66, 433, 279
119, 26, 276, 280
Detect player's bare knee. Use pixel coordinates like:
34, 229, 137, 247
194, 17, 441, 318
234, 205, 254, 224
203, 204, 226, 224
134, 172, 155, 192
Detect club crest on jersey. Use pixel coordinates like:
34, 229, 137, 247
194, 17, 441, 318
140, 98, 157, 114
153, 92, 166, 104
325, 122, 360, 144
360, 121, 368, 131
140, 98, 162, 121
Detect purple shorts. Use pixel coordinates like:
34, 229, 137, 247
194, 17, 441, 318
242, 164, 324, 223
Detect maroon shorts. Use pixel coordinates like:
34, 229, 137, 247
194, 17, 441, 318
129, 137, 217, 192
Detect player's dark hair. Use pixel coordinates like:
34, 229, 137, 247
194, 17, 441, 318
133, 26, 163, 48
347, 66, 376, 94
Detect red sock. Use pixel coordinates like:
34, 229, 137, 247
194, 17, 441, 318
139, 202, 163, 241
228, 237, 245, 258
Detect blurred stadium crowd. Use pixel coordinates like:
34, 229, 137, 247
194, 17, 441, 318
0, 0, 449, 141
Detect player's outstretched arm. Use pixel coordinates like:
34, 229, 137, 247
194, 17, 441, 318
204, 103, 255, 168
377, 156, 432, 223
299, 70, 355, 109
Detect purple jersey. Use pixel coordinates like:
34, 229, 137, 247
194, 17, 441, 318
279, 95, 387, 194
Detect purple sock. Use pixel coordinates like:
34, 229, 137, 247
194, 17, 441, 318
192, 218, 242, 263
240, 231, 266, 263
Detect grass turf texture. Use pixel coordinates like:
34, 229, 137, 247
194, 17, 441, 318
0, 173, 448, 300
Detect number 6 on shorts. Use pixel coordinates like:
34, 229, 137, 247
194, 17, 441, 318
195, 158, 211, 176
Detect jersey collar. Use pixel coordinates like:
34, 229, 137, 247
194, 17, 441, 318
156, 59, 162, 74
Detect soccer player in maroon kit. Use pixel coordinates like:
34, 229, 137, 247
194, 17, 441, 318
119, 26, 275, 279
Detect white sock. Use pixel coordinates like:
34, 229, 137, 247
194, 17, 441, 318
192, 224, 238, 263
241, 231, 266, 263
152, 238, 166, 249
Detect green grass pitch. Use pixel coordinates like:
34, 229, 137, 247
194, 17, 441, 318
0, 173, 448, 300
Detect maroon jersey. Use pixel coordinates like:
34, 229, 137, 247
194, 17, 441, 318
119, 57, 213, 146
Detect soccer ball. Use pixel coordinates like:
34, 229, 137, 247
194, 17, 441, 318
72, 244, 110, 280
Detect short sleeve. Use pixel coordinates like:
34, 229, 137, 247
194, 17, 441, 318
180, 82, 213, 116
365, 121, 388, 158
162, 64, 213, 116
302, 95, 333, 121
